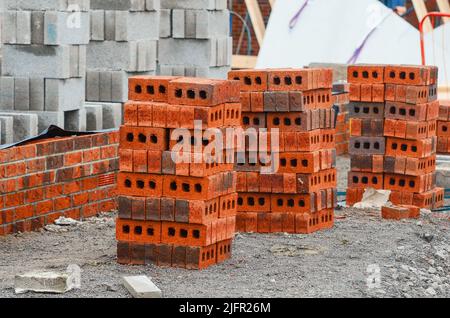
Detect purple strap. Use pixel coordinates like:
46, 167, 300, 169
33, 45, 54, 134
289, 0, 309, 30
347, 14, 390, 64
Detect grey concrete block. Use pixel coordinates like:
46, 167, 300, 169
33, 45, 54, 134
86, 70, 100, 101
172, 9, 229, 39
0, 112, 39, 142
29, 111, 65, 133
85, 103, 103, 131
31, 12, 45, 44
29, 78, 45, 111
87, 40, 157, 72
114, 11, 160, 41
161, 0, 226, 10
172, 9, 185, 38
146, 0, 160, 11
104, 10, 116, 41
4, 0, 90, 11
90, 10, 105, 41
70, 45, 87, 77
111, 71, 128, 102
16, 11, 32, 44
45, 78, 85, 111
1, 11, 17, 44
90, 0, 146, 11
0, 77, 15, 110
101, 102, 122, 129
44, 11, 90, 45
65, 108, 87, 131
0, 116, 14, 145
159, 9, 171, 38
14, 78, 30, 111
122, 276, 161, 298
99, 71, 112, 102
2, 45, 76, 78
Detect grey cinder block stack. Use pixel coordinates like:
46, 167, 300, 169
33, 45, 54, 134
86, 0, 160, 130
158, 0, 231, 79
0, 0, 90, 143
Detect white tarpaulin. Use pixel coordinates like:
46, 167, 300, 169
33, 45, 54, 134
257, 0, 450, 87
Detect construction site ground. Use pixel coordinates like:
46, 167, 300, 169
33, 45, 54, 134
0, 156, 449, 298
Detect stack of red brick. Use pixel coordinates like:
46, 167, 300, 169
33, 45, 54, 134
437, 100, 450, 154
0, 132, 119, 236
333, 83, 350, 155
229, 68, 337, 234
117, 76, 241, 269
346, 64, 444, 218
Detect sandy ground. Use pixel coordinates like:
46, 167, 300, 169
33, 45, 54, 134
0, 156, 448, 298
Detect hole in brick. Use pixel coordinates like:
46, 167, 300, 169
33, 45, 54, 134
284, 76, 292, 85
409, 181, 415, 188
299, 200, 305, 207
363, 107, 369, 114
168, 228, 176, 236
273, 117, 280, 125
193, 230, 200, 239
135, 85, 142, 94
409, 72, 415, 80
147, 228, 154, 236
352, 71, 358, 78
170, 182, 177, 191
134, 226, 142, 235
243, 117, 250, 125
392, 143, 398, 150
126, 133, 134, 142
280, 158, 287, 166
125, 179, 132, 188
374, 142, 380, 150
255, 77, 262, 85
401, 144, 407, 151
353, 176, 359, 183
273, 77, 281, 85
409, 109, 415, 116
362, 71, 369, 78
302, 159, 308, 167
390, 178, 395, 185
284, 118, 292, 126
199, 90, 207, 99
159, 85, 166, 94
374, 107, 379, 114
234, 77, 240, 81
355, 142, 361, 149
363, 142, 370, 149
295, 117, 302, 125
175, 89, 182, 98
287, 199, 294, 207
372, 177, 378, 184
138, 133, 147, 143
399, 179, 406, 187
258, 198, 265, 206
254, 118, 260, 125
399, 108, 406, 116
411, 146, 417, 152
182, 183, 190, 192
248, 197, 255, 206
443, 126, 448, 132
400, 72, 406, 79
277, 199, 283, 207
150, 135, 158, 144
147, 85, 155, 95
149, 181, 156, 189
290, 159, 298, 167
295, 76, 302, 84
355, 107, 360, 113
390, 107, 396, 114
180, 229, 188, 238
238, 197, 243, 205
372, 71, 378, 79
389, 71, 396, 78
244, 77, 252, 85
123, 225, 130, 234
187, 90, 196, 99
137, 180, 145, 189
195, 184, 202, 193
362, 177, 368, 184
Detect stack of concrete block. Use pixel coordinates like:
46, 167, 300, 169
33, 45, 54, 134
333, 82, 350, 155
158, 0, 231, 79
85, 0, 160, 130
437, 100, 450, 154
0, 0, 90, 142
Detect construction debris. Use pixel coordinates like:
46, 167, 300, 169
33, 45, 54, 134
14, 270, 78, 294
122, 276, 162, 298
352, 188, 391, 210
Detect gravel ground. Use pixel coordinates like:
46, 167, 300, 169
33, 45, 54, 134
0, 156, 448, 298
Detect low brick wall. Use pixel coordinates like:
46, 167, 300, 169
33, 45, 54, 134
0, 131, 119, 236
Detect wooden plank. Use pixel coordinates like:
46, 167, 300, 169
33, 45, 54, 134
436, 0, 450, 23
232, 55, 257, 69
412, 0, 433, 32
244, 0, 266, 45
